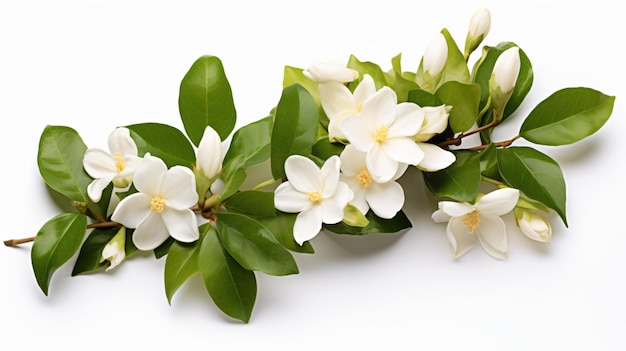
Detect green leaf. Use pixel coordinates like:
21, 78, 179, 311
311, 137, 345, 160
347, 55, 389, 90
86, 183, 114, 221
198, 226, 256, 322
435, 81, 481, 133
127, 123, 196, 168
497, 147, 567, 225
164, 237, 202, 305
256, 212, 314, 254
407, 89, 440, 107
324, 210, 412, 235
479, 143, 500, 180
179, 55, 236, 144
223, 116, 272, 170
71, 227, 119, 276
270, 84, 319, 179
217, 213, 299, 276
439, 28, 471, 84
153, 237, 175, 259
220, 166, 247, 202
31, 213, 87, 295
472, 42, 533, 121
390, 53, 420, 102
283, 66, 328, 127
225, 190, 275, 218
37, 125, 91, 203
423, 150, 481, 202
519, 87, 615, 145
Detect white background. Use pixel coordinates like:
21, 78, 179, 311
1, 1, 624, 350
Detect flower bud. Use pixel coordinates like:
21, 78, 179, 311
423, 33, 448, 77
489, 46, 520, 121
303, 63, 359, 83
464, 8, 491, 58
101, 227, 127, 271
514, 208, 552, 243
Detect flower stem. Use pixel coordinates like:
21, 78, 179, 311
438, 119, 500, 148
252, 178, 280, 190
468, 135, 520, 151
4, 237, 35, 247
4, 221, 122, 247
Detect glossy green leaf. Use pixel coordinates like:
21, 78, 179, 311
71, 227, 119, 276
283, 66, 328, 127
225, 190, 275, 218
198, 226, 256, 323
31, 213, 87, 295
497, 147, 567, 225
223, 116, 272, 170
179, 55, 236, 144
439, 28, 470, 84
407, 89, 440, 107
220, 167, 247, 202
86, 183, 113, 221
347, 55, 389, 90
256, 212, 314, 254
423, 150, 481, 202
390, 53, 420, 102
472, 42, 533, 121
127, 123, 196, 168
435, 81, 481, 133
37, 125, 91, 203
519, 87, 615, 145
312, 137, 345, 160
324, 210, 412, 235
217, 213, 299, 276
270, 84, 319, 179
154, 237, 175, 259
479, 143, 500, 180
164, 236, 202, 304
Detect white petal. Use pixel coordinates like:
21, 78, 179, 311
108, 127, 138, 156
293, 206, 323, 245
162, 166, 198, 209
320, 156, 341, 198
381, 137, 425, 166
196, 126, 223, 178
303, 63, 358, 83
476, 215, 508, 259
111, 193, 152, 228
131, 212, 170, 251
423, 33, 448, 76
83, 149, 116, 178
366, 181, 404, 219
416, 143, 456, 172
274, 182, 313, 213
360, 87, 397, 127
319, 82, 357, 119
438, 201, 475, 217
475, 188, 520, 216
447, 216, 476, 258
353, 75, 376, 103
133, 155, 167, 195
339, 144, 367, 176
366, 144, 398, 183
389, 103, 424, 137
284, 155, 322, 193
117, 155, 142, 177
87, 176, 115, 203
321, 182, 353, 224
392, 162, 409, 181
348, 185, 369, 216
341, 115, 374, 152
418, 105, 450, 138
162, 208, 200, 243
431, 208, 451, 223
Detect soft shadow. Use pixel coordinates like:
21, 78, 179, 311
542, 138, 602, 166
323, 229, 408, 257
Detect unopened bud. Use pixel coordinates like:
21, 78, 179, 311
423, 33, 448, 77
514, 208, 552, 243
101, 227, 127, 270
342, 203, 369, 227
464, 8, 491, 58
303, 63, 359, 83
489, 46, 520, 121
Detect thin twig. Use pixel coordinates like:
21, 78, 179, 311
438, 119, 500, 148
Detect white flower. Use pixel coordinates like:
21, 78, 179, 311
100, 227, 126, 271
111, 154, 199, 251
341, 87, 447, 182
83, 127, 142, 203
490, 46, 520, 95
274, 155, 353, 245
196, 126, 222, 180
339, 144, 405, 219
515, 209, 552, 243
423, 33, 448, 77
431, 188, 520, 259
468, 8, 491, 38
413, 105, 456, 172
303, 63, 359, 83
319, 75, 376, 142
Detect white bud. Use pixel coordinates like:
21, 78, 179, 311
515, 209, 552, 243
196, 126, 222, 180
491, 46, 521, 94
423, 33, 448, 76
101, 227, 127, 271
303, 63, 359, 83
468, 8, 491, 38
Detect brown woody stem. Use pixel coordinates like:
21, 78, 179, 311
438, 119, 500, 148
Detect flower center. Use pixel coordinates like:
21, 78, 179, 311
356, 102, 363, 113
114, 152, 125, 174
307, 191, 322, 204
150, 196, 165, 213
357, 169, 373, 187
463, 210, 480, 233
375, 126, 389, 143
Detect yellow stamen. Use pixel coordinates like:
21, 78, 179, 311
356, 102, 363, 113
307, 191, 322, 204
357, 169, 373, 187
375, 126, 389, 143
463, 210, 480, 233
150, 196, 165, 213
114, 152, 125, 174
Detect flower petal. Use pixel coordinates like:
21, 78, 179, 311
133, 155, 167, 195
196, 126, 223, 179
475, 188, 519, 216
415, 143, 456, 172
303, 63, 358, 83
438, 201, 475, 217
162, 166, 198, 209
162, 208, 200, 243
318, 82, 357, 119
284, 155, 322, 193
117, 155, 142, 177
321, 182, 353, 224
274, 182, 313, 213
341, 115, 374, 152
320, 156, 341, 198
476, 215, 508, 259
447, 216, 476, 258
388, 103, 424, 138
431, 208, 451, 223
366, 181, 404, 219
131, 212, 170, 251
108, 127, 138, 156
339, 144, 367, 176
111, 193, 152, 228
360, 87, 397, 127
346, 182, 369, 216
83, 149, 116, 178
353, 75, 376, 103
381, 137, 424, 166
293, 205, 323, 245
366, 144, 398, 183
418, 105, 450, 139
87, 175, 115, 203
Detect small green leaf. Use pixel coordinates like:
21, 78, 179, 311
390, 53, 420, 102
31, 213, 87, 295
423, 150, 481, 202
127, 123, 196, 168
324, 210, 412, 235
270, 84, 319, 179
37, 125, 91, 203
497, 147, 567, 225
198, 226, 256, 323
225, 190, 275, 218
256, 212, 314, 254
312, 137, 345, 160
519, 87, 615, 146
438, 28, 470, 84
164, 234, 203, 304
179, 55, 236, 144
435, 81, 481, 133
217, 213, 299, 276
71, 227, 119, 276
223, 116, 272, 170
